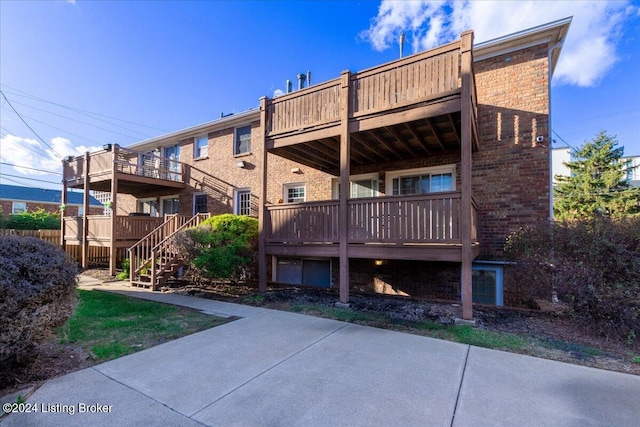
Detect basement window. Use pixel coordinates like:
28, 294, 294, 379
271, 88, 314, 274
472, 264, 504, 306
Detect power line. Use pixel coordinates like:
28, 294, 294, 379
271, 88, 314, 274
0, 84, 168, 133
0, 125, 54, 159
0, 105, 104, 146
551, 130, 577, 152
9, 98, 153, 141
0, 162, 62, 175
0, 90, 63, 158
0, 173, 60, 185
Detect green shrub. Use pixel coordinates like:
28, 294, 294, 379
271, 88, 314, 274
505, 217, 640, 343
1, 208, 61, 230
116, 258, 130, 281
177, 214, 258, 283
0, 236, 78, 373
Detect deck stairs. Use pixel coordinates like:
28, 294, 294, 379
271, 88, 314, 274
129, 213, 210, 290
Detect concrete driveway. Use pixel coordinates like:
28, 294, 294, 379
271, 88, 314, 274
2, 282, 640, 426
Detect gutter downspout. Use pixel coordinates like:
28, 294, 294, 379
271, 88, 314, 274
547, 38, 565, 221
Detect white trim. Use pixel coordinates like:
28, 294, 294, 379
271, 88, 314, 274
233, 188, 251, 215
193, 135, 209, 159
385, 164, 456, 195
472, 263, 504, 306
11, 201, 26, 214
331, 172, 380, 199
159, 195, 180, 215
192, 192, 208, 215
234, 125, 252, 156
283, 182, 306, 203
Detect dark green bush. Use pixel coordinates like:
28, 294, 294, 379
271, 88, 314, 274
0, 236, 78, 371
177, 214, 258, 283
505, 217, 640, 343
1, 208, 61, 230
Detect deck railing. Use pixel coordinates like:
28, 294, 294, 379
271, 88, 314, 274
63, 145, 185, 184
267, 78, 342, 137
265, 192, 477, 245
350, 41, 461, 118
265, 39, 464, 137
63, 215, 164, 242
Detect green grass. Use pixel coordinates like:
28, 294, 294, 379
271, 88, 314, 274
633, 356, 640, 364
541, 338, 602, 358
58, 290, 231, 361
286, 303, 527, 352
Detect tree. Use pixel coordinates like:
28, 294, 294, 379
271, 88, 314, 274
554, 131, 640, 221
1, 208, 61, 230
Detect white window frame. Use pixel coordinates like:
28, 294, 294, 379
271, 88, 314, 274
283, 182, 306, 203
233, 189, 252, 216
234, 125, 252, 156
11, 201, 26, 214
472, 263, 504, 306
137, 198, 159, 217
194, 135, 208, 159
78, 206, 85, 217
160, 195, 180, 216
385, 165, 456, 195
331, 173, 379, 199
193, 193, 208, 215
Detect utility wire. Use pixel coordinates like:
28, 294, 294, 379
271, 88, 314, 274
0, 125, 54, 159
0, 90, 63, 158
0, 162, 62, 175
9, 98, 152, 140
0, 105, 103, 146
551, 130, 577, 152
1, 84, 168, 133
0, 173, 60, 185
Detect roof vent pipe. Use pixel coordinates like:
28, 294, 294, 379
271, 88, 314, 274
306, 70, 311, 87
399, 31, 405, 58
286, 79, 293, 93
297, 73, 306, 90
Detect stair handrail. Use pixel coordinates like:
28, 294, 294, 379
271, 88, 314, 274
151, 213, 210, 253
129, 214, 184, 280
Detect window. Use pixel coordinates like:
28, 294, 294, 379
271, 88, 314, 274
138, 199, 159, 217
193, 194, 208, 214
276, 258, 331, 288
194, 135, 208, 159
12, 202, 26, 214
472, 264, 504, 306
234, 125, 251, 155
284, 183, 306, 203
162, 197, 180, 215
234, 190, 251, 216
164, 145, 181, 181
331, 173, 379, 199
78, 206, 85, 217
387, 166, 455, 195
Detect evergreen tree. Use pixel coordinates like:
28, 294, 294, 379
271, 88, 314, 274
554, 131, 640, 220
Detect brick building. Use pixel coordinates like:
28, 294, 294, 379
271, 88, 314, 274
61, 18, 571, 319
0, 184, 103, 218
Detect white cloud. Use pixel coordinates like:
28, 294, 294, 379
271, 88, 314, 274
361, 0, 636, 87
273, 89, 285, 98
0, 134, 101, 176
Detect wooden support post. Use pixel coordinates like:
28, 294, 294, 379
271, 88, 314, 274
258, 97, 268, 292
82, 152, 90, 269
60, 161, 68, 249
339, 70, 351, 304
109, 145, 119, 276
460, 30, 474, 320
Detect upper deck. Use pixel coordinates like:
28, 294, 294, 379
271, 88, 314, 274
62, 145, 186, 194
264, 35, 478, 173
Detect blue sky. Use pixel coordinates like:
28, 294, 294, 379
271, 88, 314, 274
1, 0, 639, 190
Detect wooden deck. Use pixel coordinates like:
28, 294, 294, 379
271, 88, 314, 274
264, 38, 478, 174
265, 193, 479, 262
63, 145, 186, 194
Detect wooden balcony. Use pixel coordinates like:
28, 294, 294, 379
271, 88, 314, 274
63, 145, 186, 194
63, 215, 164, 247
265, 192, 479, 262
264, 37, 478, 173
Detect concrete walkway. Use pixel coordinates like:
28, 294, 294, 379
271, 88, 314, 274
2, 278, 640, 426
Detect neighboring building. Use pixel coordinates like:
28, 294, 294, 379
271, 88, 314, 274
552, 147, 640, 187
0, 184, 103, 218
61, 18, 572, 319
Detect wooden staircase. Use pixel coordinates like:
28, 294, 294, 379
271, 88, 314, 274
129, 213, 210, 290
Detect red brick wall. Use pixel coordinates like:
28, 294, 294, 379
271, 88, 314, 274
473, 44, 551, 259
